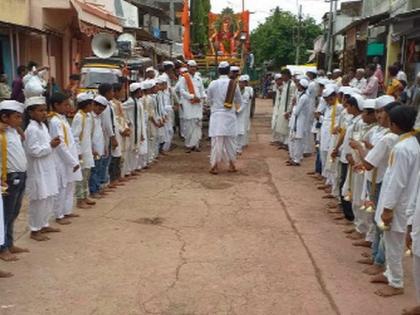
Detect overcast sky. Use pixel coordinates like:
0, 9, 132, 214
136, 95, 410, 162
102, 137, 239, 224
210, 0, 338, 30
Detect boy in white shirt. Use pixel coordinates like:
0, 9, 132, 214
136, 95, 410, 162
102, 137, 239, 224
371, 106, 420, 297
89, 97, 107, 198
24, 96, 61, 241
0, 100, 29, 262
72, 93, 96, 209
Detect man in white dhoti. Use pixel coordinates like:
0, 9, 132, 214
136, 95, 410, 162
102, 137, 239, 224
287, 78, 310, 166
178, 60, 205, 152
304, 70, 318, 155
371, 106, 420, 298
273, 68, 296, 149
207, 62, 242, 174
24, 96, 61, 241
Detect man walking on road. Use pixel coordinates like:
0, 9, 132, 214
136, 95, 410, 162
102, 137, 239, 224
177, 60, 205, 153
207, 62, 242, 174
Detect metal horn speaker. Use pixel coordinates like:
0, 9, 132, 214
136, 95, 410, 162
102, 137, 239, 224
92, 32, 117, 58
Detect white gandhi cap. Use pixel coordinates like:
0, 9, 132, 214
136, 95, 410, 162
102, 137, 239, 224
0, 100, 25, 113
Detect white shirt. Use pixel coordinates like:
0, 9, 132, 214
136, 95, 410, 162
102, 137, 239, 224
72, 111, 95, 169
24, 120, 58, 200
350, 77, 367, 91
237, 86, 253, 135
178, 73, 206, 120
365, 130, 398, 183
375, 134, 420, 232
49, 113, 80, 186
207, 75, 242, 137
1, 127, 27, 173
320, 103, 344, 152
92, 113, 105, 157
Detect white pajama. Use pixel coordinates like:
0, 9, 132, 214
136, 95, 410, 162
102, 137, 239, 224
210, 136, 237, 167
29, 197, 54, 231
383, 230, 406, 288
63, 182, 75, 216
236, 134, 246, 153
54, 183, 75, 218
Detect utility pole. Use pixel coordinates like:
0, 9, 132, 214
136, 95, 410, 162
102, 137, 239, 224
295, 4, 302, 65
326, 0, 336, 72
242, 0, 245, 12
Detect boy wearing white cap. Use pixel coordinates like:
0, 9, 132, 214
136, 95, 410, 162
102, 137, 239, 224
0, 100, 29, 261
370, 106, 420, 297
351, 98, 398, 275
237, 75, 253, 154
72, 93, 96, 209
24, 96, 61, 241
287, 78, 310, 165
143, 81, 161, 164
207, 62, 242, 174
273, 68, 296, 149
48, 93, 82, 224
178, 60, 205, 153
123, 82, 144, 176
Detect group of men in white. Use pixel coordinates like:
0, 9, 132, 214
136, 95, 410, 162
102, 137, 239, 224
0, 59, 254, 278
271, 66, 420, 314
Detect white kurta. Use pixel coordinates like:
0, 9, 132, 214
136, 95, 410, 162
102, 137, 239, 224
289, 91, 310, 139
237, 87, 253, 135
375, 135, 420, 232
24, 120, 59, 201
207, 75, 242, 137
273, 80, 296, 140
49, 113, 81, 187
72, 111, 95, 169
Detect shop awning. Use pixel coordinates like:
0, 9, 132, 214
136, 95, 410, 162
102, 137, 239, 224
335, 12, 389, 36
376, 8, 420, 27
71, 0, 123, 34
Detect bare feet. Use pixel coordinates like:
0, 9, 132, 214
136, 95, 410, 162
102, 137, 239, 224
363, 264, 385, 275
56, 218, 72, 225
402, 305, 420, 315
30, 231, 50, 241
357, 258, 374, 265
65, 213, 80, 218
375, 286, 404, 297
333, 216, 345, 221
85, 198, 96, 206
344, 227, 356, 234
307, 171, 316, 175
370, 274, 388, 284
185, 148, 192, 153
209, 167, 218, 175
0, 269, 13, 278
346, 231, 364, 240
41, 226, 61, 233
0, 250, 18, 262
9, 245, 29, 254
322, 194, 335, 199
228, 162, 237, 173
352, 240, 372, 248
361, 251, 370, 258
77, 200, 92, 209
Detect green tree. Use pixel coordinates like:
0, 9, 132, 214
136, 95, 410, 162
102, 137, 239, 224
191, 0, 211, 53
250, 7, 322, 68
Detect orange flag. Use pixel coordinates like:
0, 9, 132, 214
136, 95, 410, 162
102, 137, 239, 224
182, 0, 192, 59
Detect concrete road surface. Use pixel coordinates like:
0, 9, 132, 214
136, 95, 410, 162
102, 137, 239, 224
0, 99, 416, 315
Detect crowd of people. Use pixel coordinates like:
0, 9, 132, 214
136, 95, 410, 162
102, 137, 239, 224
0, 60, 253, 278
271, 63, 420, 314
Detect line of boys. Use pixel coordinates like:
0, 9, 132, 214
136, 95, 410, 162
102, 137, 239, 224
307, 81, 420, 314
0, 71, 176, 277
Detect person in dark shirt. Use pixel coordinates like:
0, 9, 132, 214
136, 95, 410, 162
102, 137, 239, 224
10, 65, 27, 103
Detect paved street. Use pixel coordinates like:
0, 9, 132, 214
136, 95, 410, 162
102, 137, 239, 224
0, 99, 416, 315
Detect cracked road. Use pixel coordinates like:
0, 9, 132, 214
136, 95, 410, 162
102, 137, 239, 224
0, 99, 415, 315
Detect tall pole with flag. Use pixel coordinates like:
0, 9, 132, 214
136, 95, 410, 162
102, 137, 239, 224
182, 0, 192, 59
